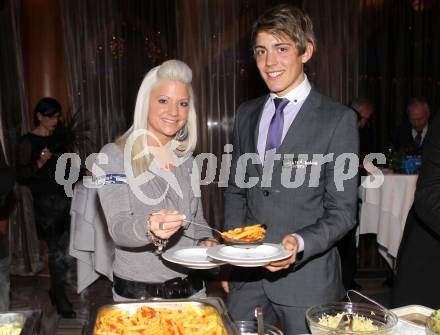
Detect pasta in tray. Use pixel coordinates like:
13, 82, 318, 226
94, 304, 227, 335
0, 322, 22, 335
318, 312, 379, 331
221, 224, 266, 242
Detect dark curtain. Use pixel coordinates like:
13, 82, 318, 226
176, 0, 269, 229
0, 0, 44, 276
2, 0, 439, 228
358, 0, 440, 151
303, 0, 360, 105
59, 0, 177, 157
0, 0, 29, 165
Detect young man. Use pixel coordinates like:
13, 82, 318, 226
222, 4, 359, 334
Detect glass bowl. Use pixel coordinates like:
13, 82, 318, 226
234, 320, 283, 335
425, 310, 440, 335
306, 302, 398, 334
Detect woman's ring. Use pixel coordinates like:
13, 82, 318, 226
159, 223, 165, 230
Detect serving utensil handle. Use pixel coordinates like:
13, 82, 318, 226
255, 306, 264, 335
346, 289, 387, 310
182, 219, 223, 235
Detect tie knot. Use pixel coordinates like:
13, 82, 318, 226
273, 97, 289, 112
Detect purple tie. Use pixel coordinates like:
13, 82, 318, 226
266, 97, 289, 150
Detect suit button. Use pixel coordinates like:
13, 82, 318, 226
263, 190, 269, 196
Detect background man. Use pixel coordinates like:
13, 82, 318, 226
394, 97, 430, 152
222, 4, 359, 334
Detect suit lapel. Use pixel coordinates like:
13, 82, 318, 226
249, 95, 269, 176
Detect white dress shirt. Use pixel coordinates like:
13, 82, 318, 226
257, 75, 312, 163
257, 76, 312, 252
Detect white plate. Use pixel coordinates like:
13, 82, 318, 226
215, 244, 284, 260
207, 243, 292, 267
162, 246, 226, 269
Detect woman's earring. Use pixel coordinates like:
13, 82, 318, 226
175, 124, 188, 141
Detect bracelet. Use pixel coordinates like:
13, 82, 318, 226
146, 216, 168, 254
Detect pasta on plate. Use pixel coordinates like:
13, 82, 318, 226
221, 224, 266, 242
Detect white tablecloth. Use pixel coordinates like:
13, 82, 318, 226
69, 182, 114, 293
359, 174, 418, 267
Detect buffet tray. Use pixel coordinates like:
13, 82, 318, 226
0, 309, 42, 335
83, 297, 239, 335
390, 305, 435, 335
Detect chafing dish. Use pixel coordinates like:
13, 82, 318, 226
83, 297, 239, 335
0, 310, 41, 335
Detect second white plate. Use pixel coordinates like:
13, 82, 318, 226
162, 246, 226, 269
207, 243, 292, 267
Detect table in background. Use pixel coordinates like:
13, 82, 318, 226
359, 174, 418, 268
69, 182, 114, 293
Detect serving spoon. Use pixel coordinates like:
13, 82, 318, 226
336, 313, 353, 330
182, 220, 224, 235
255, 306, 264, 335
152, 211, 265, 244
184, 220, 266, 245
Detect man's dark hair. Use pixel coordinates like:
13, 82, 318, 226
251, 3, 316, 55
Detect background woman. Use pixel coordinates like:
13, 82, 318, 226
16, 97, 76, 318
96, 60, 217, 301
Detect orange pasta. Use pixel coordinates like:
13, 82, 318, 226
221, 224, 266, 242
94, 304, 227, 335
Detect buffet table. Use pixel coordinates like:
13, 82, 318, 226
359, 173, 418, 268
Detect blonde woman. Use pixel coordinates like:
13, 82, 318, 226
96, 60, 217, 301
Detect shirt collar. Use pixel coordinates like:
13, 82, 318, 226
412, 125, 428, 138
269, 75, 311, 105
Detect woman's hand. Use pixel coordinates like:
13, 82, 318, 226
148, 209, 185, 240
197, 237, 219, 247
37, 147, 52, 168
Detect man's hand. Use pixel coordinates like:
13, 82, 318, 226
265, 234, 299, 272
221, 281, 230, 293
219, 265, 232, 293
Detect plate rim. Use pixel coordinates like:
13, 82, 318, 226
206, 243, 292, 264
161, 246, 226, 268
215, 243, 284, 260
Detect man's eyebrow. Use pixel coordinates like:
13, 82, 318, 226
254, 42, 292, 49
273, 42, 292, 47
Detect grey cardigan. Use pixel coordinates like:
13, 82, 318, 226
97, 143, 211, 283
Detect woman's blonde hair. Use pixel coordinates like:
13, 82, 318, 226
116, 60, 197, 175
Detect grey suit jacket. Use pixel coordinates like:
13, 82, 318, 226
224, 88, 359, 306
